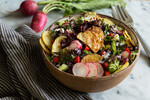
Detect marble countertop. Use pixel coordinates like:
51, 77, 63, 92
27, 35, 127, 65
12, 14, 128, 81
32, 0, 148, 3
0, 0, 150, 100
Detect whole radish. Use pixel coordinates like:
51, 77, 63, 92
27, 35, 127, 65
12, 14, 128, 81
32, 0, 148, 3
17, 0, 38, 16
31, 11, 47, 32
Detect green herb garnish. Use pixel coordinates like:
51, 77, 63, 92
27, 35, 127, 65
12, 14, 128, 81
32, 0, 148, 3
119, 36, 125, 41
101, 18, 104, 23
83, 50, 91, 55
54, 21, 60, 25
104, 24, 110, 35
45, 56, 53, 62
134, 50, 138, 53
109, 59, 120, 73
111, 41, 116, 56
104, 36, 112, 42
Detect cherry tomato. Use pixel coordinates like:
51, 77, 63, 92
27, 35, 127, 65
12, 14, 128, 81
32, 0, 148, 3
103, 62, 109, 68
104, 71, 110, 76
74, 56, 80, 63
53, 57, 59, 63
84, 46, 90, 51
125, 47, 130, 54
108, 33, 114, 37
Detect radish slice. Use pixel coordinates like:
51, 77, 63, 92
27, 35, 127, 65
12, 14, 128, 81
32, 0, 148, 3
72, 40, 80, 43
86, 63, 98, 77
121, 51, 129, 58
94, 63, 104, 77
69, 42, 79, 50
69, 40, 82, 50
72, 40, 82, 49
72, 63, 90, 77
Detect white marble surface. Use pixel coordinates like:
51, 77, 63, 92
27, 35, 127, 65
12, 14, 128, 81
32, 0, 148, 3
0, 0, 150, 100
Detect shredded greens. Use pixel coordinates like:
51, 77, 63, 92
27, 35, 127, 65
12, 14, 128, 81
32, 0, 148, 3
109, 60, 120, 73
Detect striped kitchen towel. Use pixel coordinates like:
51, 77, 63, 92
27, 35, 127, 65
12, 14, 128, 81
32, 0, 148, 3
0, 20, 91, 100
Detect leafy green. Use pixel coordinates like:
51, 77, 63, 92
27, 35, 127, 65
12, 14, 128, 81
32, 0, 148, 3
45, 56, 53, 62
58, 64, 69, 71
51, 30, 57, 38
60, 55, 74, 63
105, 44, 111, 50
70, 54, 75, 60
119, 36, 125, 41
129, 50, 138, 64
109, 59, 120, 73
116, 25, 124, 31
104, 24, 110, 35
66, 25, 71, 29
59, 47, 75, 63
134, 50, 138, 53
116, 49, 120, 55
54, 21, 60, 25
111, 41, 116, 56
109, 64, 116, 73
83, 50, 92, 55
104, 36, 112, 42
101, 18, 104, 23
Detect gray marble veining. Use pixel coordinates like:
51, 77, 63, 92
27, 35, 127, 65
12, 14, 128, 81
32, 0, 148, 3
0, 0, 150, 100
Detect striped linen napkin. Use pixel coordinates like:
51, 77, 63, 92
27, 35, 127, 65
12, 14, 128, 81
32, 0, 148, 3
0, 21, 91, 100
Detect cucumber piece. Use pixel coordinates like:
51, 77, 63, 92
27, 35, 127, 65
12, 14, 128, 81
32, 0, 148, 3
58, 64, 69, 71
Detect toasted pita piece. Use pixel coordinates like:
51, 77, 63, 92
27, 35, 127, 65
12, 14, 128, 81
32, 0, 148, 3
81, 54, 103, 63
87, 26, 104, 39
39, 38, 51, 54
51, 36, 67, 53
42, 31, 53, 49
77, 27, 104, 53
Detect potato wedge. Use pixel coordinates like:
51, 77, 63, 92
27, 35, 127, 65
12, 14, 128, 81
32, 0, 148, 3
81, 54, 103, 63
51, 36, 67, 53
39, 38, 51, 54
42, 31, 53, 49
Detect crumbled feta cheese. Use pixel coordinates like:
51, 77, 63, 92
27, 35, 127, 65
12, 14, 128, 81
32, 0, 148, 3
60, 28, 65, 33
107, 32, 110, 35
102, 52, 110, 59
113, 34, 119, 41
100, 60, 104, 63
55, 28, 65, 33
116, 42, 119, 46
55, 28, 60, 31
120, 41, 126, 46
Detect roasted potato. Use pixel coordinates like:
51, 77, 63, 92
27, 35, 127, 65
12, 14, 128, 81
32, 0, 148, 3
42, 31, 53, 49
81, 54, 103, 63
51, 36, 67, 53
39, 38, 51, 54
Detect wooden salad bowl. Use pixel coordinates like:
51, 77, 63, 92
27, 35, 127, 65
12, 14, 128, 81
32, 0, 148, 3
41, 13, 140, 92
